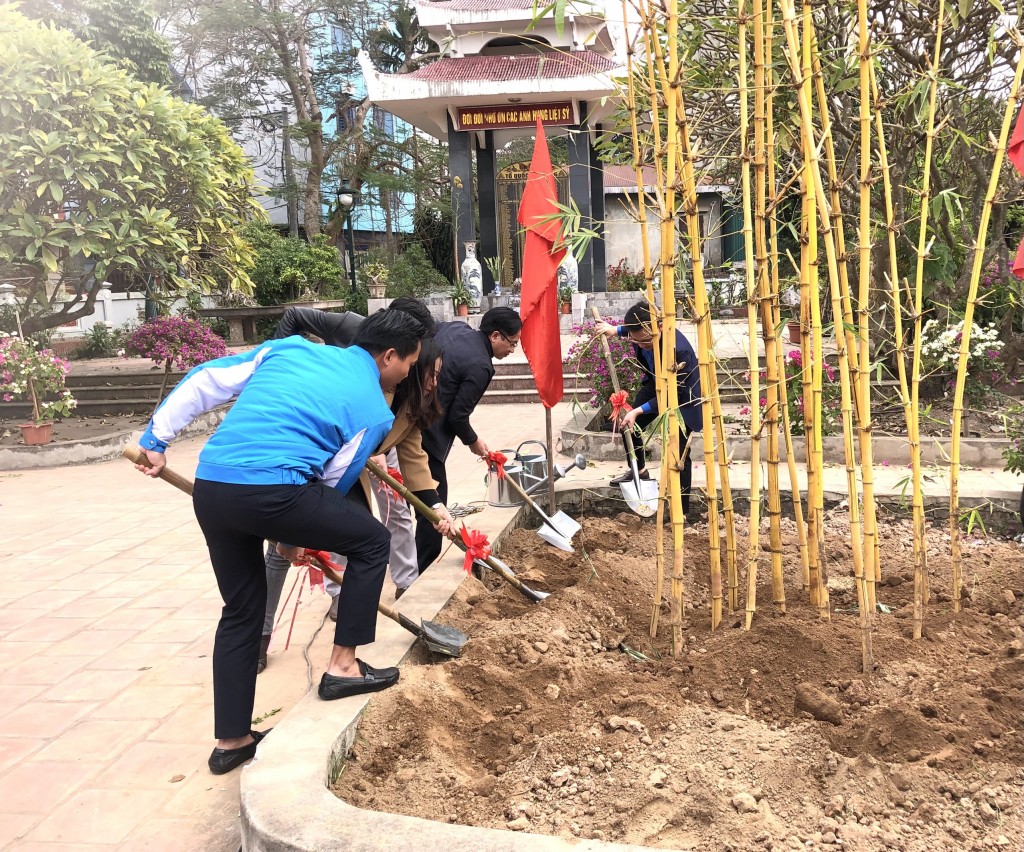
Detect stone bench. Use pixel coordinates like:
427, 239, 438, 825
197, 300, 348, 344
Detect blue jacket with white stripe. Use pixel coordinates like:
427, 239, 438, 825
138, 337, 394, 495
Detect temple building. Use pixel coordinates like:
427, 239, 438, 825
360, 0, 734, 294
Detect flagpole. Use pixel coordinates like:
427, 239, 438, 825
545, 406, 556, 515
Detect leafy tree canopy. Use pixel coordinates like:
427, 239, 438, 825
22, 0, 175, 87
0, 7, 263, 333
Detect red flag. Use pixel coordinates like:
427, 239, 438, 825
1010, 104, 1024, 175
1014, 236, 1024, 279
518, 119, 566, 408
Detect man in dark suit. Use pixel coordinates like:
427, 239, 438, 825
597, 301, 702, 513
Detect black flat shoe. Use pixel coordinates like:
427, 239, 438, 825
610, 469, 650, 485
208, 728, 271, 775
317, 660, 400, 701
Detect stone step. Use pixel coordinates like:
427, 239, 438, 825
67, 371, 185, 388
0, 399, 158, 419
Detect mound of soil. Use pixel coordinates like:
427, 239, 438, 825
333, 512, 1024, 852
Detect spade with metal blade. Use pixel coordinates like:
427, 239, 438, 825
122, 446, 470, 655
591, 306, 660, 517
303, 551, 468, 658
495, 465, 580, 552
365, 460, 550, 603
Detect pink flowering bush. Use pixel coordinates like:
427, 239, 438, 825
740, 349, 840, 436
0, 333, 77, 424
125, 317, 228, 409
562, 319, 644, 412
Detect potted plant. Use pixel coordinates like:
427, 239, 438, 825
361, 262, 389, 299
780, 281, 801, 343
558, 283, 574, 315
0, 333, 77, 445
451, 280, 472, 317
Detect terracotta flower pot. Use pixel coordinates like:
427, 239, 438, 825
787, 321, 801, 344
457, 304, 469, 317
20, 422, 53, 446
561, 302, 571, 315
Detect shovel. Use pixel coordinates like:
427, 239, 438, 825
591, 306, 660, 517
495, 466, 580, 552
302, 551, 468, 658
123, 446, 471, 656
365, 460, 549, 603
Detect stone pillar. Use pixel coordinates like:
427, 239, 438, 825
477, 131, 500, 294
447, 112, 475, 275
589, 122, 607, 292
99, 281, 113, 323
567, 102, 595, 292
0, 283, 15, 306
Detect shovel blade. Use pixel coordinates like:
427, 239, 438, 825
537, 524, 575, 552
621, 478, 659, 517
550, 511, 581, 538
420, 619, 469, 657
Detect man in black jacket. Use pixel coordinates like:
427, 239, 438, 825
416, 307, 522, 572
597, 301, 702, 513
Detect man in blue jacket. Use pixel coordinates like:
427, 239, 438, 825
597, 301, 702, 513
134, 310, 425, 775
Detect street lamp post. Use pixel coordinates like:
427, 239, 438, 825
336, 179, 360, 293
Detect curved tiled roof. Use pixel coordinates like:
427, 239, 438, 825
419, 0, 536, 10
406, 50, 618, 81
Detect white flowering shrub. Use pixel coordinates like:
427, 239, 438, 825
0, 333, 77, 423
920, 318, 1004, 399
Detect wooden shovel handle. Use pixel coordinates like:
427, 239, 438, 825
122, 445, 195, 496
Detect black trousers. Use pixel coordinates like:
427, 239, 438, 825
192, 479, 390, 739
627, 385, 694, 514
414, 451, 448, 574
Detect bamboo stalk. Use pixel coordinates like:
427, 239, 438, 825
739, 0, 764, 630
909, 0, 946, 640
950, 35, 1024, 610
766, 0, 811, 594
852, 2, 880, 616
753, 0, 785, 614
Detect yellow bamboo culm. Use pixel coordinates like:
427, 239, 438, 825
738, 0, 763, 630
766, 0, 811, 595
753, 0, 785, 614
909, 0, 946, 641
949, 35, 1024, 610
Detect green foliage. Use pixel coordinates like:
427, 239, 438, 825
606, 259, 646, 293
0, 333, 77, 423
411, 202, 455, 283
388, 243, 449, 298
242, 223, 346, 306
23, 0, 174, 86
1003, 403, 1024, 476
79, 321, 136, 358
0, 9, 261, 334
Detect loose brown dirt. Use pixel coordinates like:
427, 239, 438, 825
333, 512, 1023, 852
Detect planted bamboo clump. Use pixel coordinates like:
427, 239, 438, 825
613, 0, 1019, 672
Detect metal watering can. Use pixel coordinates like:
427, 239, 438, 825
487, 440, 587, 507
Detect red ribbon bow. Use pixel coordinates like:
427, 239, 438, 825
609, 390, 632, 435
485, 450, 508, 480
459, 524, 491, 574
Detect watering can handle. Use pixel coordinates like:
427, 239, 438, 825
516, 439, 548, 459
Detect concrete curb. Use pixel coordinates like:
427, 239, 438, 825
0, 410, 227, 471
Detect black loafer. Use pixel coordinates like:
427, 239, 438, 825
208, 728, 271, 775
610, 469, 650, 485
317, 660, 400, 701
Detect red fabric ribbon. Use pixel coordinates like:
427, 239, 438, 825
375, 467, 406, 517
609, 390, 632, 436
485, 450, 508, 480
609, 390, 632, 419
459, 524, 491, 574
297, 549, 346, 591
